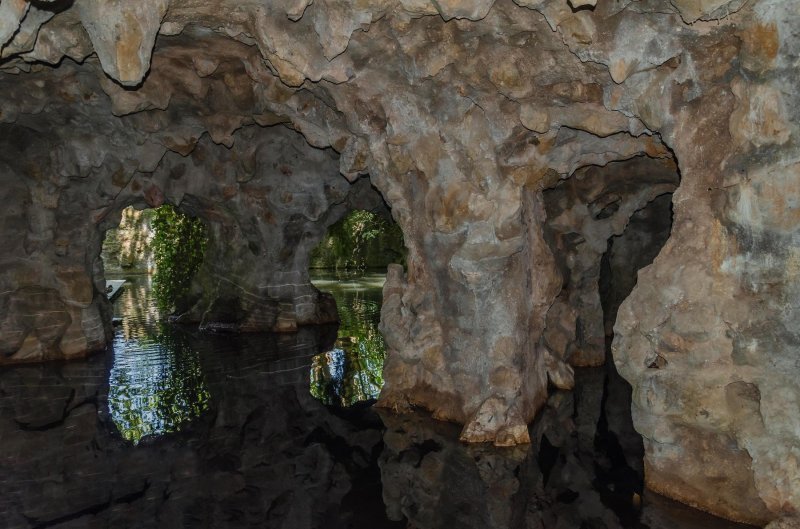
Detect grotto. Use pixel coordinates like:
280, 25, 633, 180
0, 0, 798, 527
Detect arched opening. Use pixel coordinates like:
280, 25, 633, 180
95, 173, 410, 440
308, 203, 407, 407
540, 153, 681, 520
100, 204, 211, 444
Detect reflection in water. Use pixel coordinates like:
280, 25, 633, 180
310, 271, 386, 406
377, 371, 756, 529
0, 274, 758, 528
108, 276, 210, 443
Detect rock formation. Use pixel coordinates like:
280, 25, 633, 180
0, 0, 797, 523
101, 208, 154, 274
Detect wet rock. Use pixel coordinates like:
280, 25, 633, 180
0, 0, 797, 521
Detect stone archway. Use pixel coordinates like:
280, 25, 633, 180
0, 0, 798, 523
0, 120, 392, 362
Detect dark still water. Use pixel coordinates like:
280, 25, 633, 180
0, 274, 754, 529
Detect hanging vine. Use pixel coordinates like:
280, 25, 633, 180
151, 205, 208, 313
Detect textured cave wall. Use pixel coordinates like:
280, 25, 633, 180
176, 174, 389, 333
542, 156, 679, 370
605, 4, 800, 524
0, 87, 364, 361
0, 127, 111, 363
0, 0, 798, 523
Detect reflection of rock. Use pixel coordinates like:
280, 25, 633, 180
378, 367, 745, 529
0, 329, 390, 528
379, 410, 527, 529
1, 0, 799, 519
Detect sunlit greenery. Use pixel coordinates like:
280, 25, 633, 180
310, 273, 387, 406
310, 210, 405, 271
101, 207, 155, 273
151, 205, 207, 312
309, 210, 401, 403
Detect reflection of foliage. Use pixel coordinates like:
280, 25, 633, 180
310, 273, 386, 406
310, 210, 405, 271
151, 205, 208, 312
109, 276, 210, 444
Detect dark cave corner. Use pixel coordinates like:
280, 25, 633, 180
531, 152, 684, 525
593, 191, 677, 520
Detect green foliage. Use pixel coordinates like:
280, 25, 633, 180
151, 205, 208, 312
310, 210, 406, 271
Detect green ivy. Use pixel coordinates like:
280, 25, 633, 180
310, 210, 406, 271
151, 205, 207, 313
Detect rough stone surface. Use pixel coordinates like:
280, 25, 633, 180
766, 519, 800, 529
0, 0, 798, 522
101, 208, 154, 274
0, 64, 374, 358
543, 156, 679, 368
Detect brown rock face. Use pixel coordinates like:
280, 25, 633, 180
0, 0, 798, 523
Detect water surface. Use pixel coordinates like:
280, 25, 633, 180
0, 273, 756, 529
310, 270, 386, 407
109, 276, 210, 443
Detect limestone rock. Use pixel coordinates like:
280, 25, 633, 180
430, 0, 495, 20
669, 0, 747, 23
76, 0, 169, 86
766, 519, 800, 529
0, 0, 798, 522
730, 78, 791, 148
0, 0, 28, 48
1, 4, 54, 59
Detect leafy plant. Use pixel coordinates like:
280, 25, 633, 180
151, 205, 207, 313
310, 210, 406, 270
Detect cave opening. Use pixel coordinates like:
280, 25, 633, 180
98, 203, 211, 444
99, 202, 209, 320
95, 176, 410, 439
541, 153, 681, 519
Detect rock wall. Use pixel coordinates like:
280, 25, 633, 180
0, 0, 798, 523
0, 91, 367, 359
542, 156, 679, 369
